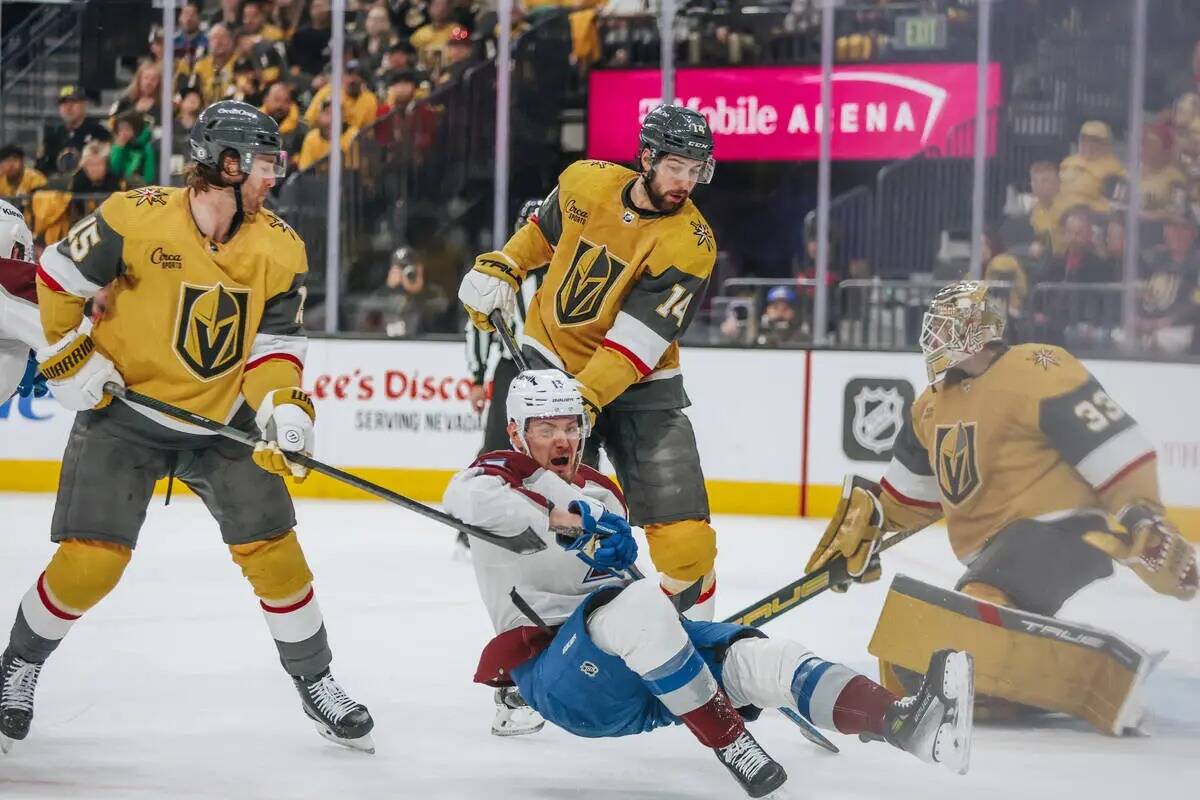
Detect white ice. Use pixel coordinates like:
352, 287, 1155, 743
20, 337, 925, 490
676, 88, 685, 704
0, 493, 1197, 799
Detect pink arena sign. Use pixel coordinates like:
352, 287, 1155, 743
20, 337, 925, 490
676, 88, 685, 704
587, 63, 1002, 162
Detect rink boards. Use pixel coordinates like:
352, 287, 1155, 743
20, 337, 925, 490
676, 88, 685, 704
0, 340, 1196, 534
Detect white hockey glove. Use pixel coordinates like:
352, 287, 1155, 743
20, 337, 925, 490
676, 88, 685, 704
458, 257, 518, 333
254, 388, 315, 483
36, 320, 123, 411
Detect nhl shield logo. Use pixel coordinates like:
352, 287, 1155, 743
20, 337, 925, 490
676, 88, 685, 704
173, 282, 250, 381
934, 422, 981, 506
842, 378, 915, 462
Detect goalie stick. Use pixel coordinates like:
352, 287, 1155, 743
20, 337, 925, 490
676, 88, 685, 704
102, 382, 547, 555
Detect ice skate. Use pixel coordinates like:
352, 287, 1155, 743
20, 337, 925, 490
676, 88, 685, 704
293, 670, 376, 754
491, 686, 544, 736
0, 647, 42, 754
714, 729, 788, 799
877, 649, 974, 775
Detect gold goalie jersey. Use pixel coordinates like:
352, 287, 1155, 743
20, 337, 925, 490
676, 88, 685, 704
477, 159, 716, 411
879, 343, 1160, 561
36, 186, 307, 435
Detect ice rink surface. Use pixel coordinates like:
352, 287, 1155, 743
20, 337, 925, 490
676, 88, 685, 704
0, 493, 1197, 799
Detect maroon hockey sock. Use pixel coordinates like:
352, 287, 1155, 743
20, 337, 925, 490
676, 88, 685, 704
831, 676, 898, 737
679, 690, 746, 749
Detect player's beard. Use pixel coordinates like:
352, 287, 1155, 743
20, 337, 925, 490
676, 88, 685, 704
643, 173, 687, 213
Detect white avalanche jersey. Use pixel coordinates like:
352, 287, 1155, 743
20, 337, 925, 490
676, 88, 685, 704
0, 256, 45, 401
443, 450, 629, 634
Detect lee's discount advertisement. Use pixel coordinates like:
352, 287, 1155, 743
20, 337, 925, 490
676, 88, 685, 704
302, 338, 484, 470
587, 63, 1002, 162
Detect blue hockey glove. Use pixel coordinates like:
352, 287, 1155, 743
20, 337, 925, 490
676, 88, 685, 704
17, 351, 48, 399
563, 500, 638, 572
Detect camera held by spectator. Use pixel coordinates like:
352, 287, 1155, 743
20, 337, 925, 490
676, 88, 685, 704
755, 285, 807, 346
356, 246, 449, 337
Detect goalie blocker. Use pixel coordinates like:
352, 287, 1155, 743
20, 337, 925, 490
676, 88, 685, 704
869, 575, 1153, 735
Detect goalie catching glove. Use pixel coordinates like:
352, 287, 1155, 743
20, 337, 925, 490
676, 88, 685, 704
36, 320, 123, 411
253, 388, 315, 483
458, 255, 519, 333
806, 475, 885, 591
1083, 504, 1198, 600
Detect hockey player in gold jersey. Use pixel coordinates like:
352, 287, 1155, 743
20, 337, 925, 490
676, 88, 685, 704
459, 105, 722, 619
0, 101, 374, 754
806, 281, 1197, 733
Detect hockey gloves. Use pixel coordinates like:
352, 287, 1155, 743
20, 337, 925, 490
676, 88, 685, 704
459, 256, 519, 333
254, 388, 316, 483
1084, 504, 1198, 600
806, 476, 885, 592
36, 321, 123, 411
562, 500, 638, 573
18, 351, 48, 399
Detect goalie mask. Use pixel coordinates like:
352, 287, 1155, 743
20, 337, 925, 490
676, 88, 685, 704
506, 369, 590, 471
0, 200, 34, 262
920, 281, 1006, 385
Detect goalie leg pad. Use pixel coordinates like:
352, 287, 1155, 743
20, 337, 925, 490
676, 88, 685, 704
869, 575, 1152, 734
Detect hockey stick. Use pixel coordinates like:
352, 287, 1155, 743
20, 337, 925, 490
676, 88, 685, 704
721, 526, 924, 629
102, 382, 547, 555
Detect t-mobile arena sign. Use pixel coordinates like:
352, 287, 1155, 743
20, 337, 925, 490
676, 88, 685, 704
587, 63, 1001, 162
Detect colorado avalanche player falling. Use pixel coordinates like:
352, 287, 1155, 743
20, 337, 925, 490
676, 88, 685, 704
443, 370, 976, 798
0, 200, 47, 403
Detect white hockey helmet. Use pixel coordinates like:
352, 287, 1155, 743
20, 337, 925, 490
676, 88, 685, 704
506, 369, 591, 458
0, 200, 34, 262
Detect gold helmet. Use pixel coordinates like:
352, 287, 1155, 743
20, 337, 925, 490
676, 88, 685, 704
920, 281, 1006, 384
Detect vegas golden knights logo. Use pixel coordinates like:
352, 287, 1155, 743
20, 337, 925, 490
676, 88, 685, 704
174, 282, 250, 381
934, 422, 981, 506
555, 239, 625, 326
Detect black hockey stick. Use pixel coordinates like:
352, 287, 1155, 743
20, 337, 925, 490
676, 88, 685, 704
722, 526, 924, 629
102, 382, 547, 555
488, 309, 529, 370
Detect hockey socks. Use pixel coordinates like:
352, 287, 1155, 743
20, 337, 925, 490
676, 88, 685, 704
791, 657, 897, 737
260, 586, 333, 678
9, 572, 80, 664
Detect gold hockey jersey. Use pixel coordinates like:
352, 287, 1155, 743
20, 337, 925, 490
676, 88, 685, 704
476, 159, 716, 411
879, 344, 1160, 562
36, 186, 308, 434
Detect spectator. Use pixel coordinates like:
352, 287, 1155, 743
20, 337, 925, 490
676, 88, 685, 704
1138, 124, 1187, 220
356, 5, 400, 77
110, 61, 163, 128
754, 285, 806, 346
241, 0, 286, 44
437, 26, 479, 86
109, 111, 158, 187
271, 0, 307, 39
1099, 213, 1128, 276
289, 0, 334, 80
174, 1, 209, 64
357, 246, 449, 336
0, 144, 48, 201
261, 81, 307, 172
230, 57, 266, 106
208, 0, 242, 33
1059, 120, 1125, 213
298, 99, 361, 172
377, 39, 421, 88
980, 228, 1029, 316
69, 141, 126, 205
304, 60, 380, 130
1027, 160, 1069, 259
384, 0, 430, 43
1042, 206, 1116, 283
36, 85, 112, 177
172, 80, 206, 162
1138, 202, 1200, 354
194, 24, 238, 103
410, 0, 458, 74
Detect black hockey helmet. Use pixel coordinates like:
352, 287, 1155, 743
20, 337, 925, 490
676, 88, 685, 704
638, 104, 715, 184
515, 198, 542, 229
188, 99, 286, 178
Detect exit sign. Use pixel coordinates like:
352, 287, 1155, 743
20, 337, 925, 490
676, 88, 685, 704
893, 14, 948, 50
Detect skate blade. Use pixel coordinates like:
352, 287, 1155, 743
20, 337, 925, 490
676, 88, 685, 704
0, 734, 14, 755
314, 722, 376, 754
491, 720, 545, 737
934, 650, 974, 775
777, 707, 839, 754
